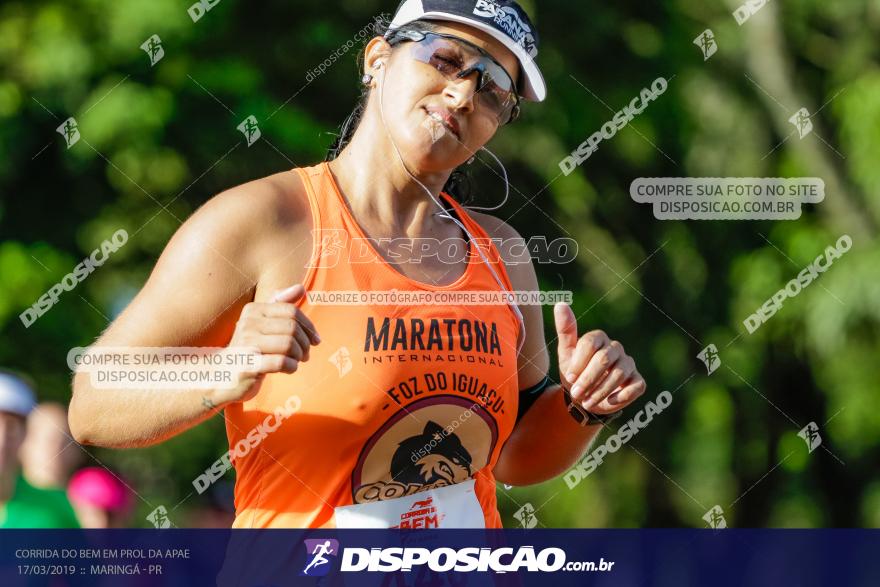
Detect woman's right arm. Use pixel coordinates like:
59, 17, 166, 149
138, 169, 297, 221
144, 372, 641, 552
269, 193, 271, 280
69, 175, 320, 448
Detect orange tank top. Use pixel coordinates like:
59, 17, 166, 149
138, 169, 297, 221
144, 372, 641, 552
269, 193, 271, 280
226, 162, 522, 529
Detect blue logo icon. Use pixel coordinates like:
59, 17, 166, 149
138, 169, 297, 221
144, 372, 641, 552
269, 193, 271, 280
301, 538, 340, 576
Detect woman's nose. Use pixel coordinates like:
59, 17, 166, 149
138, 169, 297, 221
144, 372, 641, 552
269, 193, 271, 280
444, 75, 478, 113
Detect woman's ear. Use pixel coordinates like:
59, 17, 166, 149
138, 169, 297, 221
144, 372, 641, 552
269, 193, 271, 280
363, 36, 392, 76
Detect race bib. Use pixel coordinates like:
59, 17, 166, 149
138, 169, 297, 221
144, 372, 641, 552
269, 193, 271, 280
334, 479, 485, 529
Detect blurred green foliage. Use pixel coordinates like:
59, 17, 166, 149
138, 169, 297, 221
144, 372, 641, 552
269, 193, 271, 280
1, 0, 877, 528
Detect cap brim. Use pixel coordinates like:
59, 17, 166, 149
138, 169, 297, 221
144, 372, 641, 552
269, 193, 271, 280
388, 11, 547, 102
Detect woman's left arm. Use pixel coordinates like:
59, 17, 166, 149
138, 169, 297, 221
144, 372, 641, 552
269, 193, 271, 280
472, 213, 646, 486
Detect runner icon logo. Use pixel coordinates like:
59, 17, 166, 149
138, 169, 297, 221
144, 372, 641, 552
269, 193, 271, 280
140, 34, 164, 66
301, 539, 340, 577
513, 503, 538, 528
329, 346, 352, 377
57, 117, 80, 148
697, 344, 721, 375
703, 505, 727, 529
237, 115, 261, 147
798, 422, 822, 453
693, 29, 717, 60
789, 107, 813, 139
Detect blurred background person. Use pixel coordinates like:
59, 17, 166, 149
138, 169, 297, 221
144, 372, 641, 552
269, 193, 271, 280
20, 402, 82, 490
67, 466, 134, 528
0, 370, 79, 528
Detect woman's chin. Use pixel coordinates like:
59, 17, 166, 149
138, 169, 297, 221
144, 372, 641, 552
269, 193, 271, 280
397, 140, 464, 173
415, 150, 469, 173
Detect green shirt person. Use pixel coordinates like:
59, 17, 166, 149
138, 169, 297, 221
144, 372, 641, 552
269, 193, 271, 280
0, 370, 80, 528
0, 473, 80, 528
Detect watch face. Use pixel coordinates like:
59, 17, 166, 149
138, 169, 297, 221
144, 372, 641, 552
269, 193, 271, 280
563, 389, 622, 426
562, 389, 589, 425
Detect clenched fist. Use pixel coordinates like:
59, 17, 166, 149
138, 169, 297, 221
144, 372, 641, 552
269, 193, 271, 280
214, 284, 321, 405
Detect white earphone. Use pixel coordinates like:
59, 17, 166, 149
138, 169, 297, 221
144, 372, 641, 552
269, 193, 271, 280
373, 59, 527, 355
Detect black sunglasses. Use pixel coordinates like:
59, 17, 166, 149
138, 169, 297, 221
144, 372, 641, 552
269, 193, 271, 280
385, 29, 521, 124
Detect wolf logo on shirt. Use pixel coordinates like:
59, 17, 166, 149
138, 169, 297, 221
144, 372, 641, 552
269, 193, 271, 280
351, 395, 498, 504
392, 421, 473, 486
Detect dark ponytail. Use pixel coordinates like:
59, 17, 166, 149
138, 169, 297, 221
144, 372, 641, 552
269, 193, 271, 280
324, 17, 473, 206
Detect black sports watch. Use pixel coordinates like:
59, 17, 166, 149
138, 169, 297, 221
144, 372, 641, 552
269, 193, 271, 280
561, 385, 624, 426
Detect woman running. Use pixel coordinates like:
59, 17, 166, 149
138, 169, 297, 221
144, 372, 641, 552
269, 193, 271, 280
69, 0, 646, 528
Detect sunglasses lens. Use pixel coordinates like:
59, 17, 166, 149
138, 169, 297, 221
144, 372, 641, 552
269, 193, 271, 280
411, 37, 463, 76
406, 33, 519, 123
475, 63, 517, 122
481, 62, 514, 93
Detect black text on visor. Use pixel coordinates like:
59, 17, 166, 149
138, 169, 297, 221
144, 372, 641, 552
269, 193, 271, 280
388, 31, 520, 124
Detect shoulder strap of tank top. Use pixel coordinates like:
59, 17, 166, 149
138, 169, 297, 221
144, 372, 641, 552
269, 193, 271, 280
438, 192, 515, 292
438, 192, 525, 355
292, 164, 331, 292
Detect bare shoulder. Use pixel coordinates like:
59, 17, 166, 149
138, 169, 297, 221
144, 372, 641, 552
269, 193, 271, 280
198, 169, 309, 245
176, 168, 311, 275
96, 167, 314, 348
467, 210, 535, 287
467, 210, 521, 242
